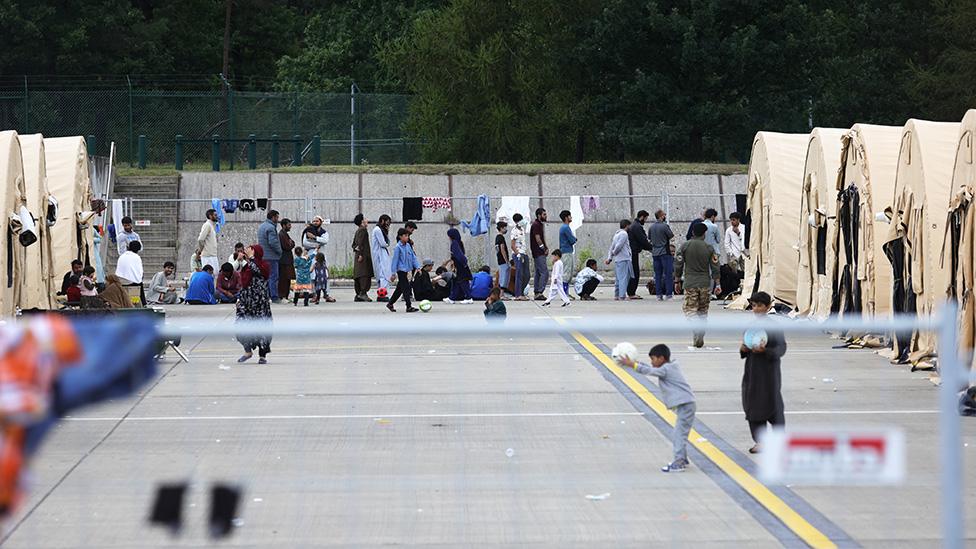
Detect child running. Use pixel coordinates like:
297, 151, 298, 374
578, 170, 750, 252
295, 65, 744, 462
617, 344, 697, 472
292, 247, 313, 306
541, 249, 570, 307
387, 228, 421, 313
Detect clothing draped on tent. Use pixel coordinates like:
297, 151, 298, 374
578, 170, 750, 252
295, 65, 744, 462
729, 132, 809, 310
796, 128, 846, 320
883, 119, 960, 364
0, 313, 158, 516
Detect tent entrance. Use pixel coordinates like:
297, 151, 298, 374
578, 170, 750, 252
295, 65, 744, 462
832, 183, 862, 315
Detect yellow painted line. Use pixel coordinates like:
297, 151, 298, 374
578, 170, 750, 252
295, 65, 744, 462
562, 323, 836, 549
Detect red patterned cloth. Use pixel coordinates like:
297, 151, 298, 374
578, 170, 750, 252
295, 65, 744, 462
422, 197, 452, 212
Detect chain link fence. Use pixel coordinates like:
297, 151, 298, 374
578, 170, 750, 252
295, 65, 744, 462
0, 76, 417, 168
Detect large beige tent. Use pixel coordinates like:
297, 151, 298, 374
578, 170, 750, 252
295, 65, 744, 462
730, 131, 809, 310
946, 110, 976, 370
832, 124, 903, 319
44, 136, 93, 280
19, 134, 56, 309
796, 128, 847, 319
0, 131, 27, 316
884, 119, 960, 363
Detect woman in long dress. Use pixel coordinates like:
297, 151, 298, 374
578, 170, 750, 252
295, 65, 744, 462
371, 214, 392, 298
237, 244, 273, 364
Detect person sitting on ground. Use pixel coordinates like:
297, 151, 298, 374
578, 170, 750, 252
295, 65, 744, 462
292, 246, 314, 307
483, 286, 507, 321
79, 266, 105, 309
60, 259, 84, 296
100, 274, 134, 309
184, 264, 217, 305
229, 242, 248, 271
470, 265, 493, 300
215, 262, 241, 303
116, 240, 144, 285
574, 258, 605, 300
413, 259, 436, 302
149, 261, 180, 305
432, 265, 454, 302
64, 274, 82, 306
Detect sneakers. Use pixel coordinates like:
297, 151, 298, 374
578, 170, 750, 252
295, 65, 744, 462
541, 302, 551, 307
406, 307, 420, 313
661, 460, 688, 473
561, 302, 570, 307
534, 294, 546, 301
386, 303, 396, 313
443, 298, 455, 304
462, 299, 474, 304
257, 357, 267, 365
324, 295, 336, 303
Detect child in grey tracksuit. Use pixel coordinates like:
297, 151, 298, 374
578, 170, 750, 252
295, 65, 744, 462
620, 343, 697, 472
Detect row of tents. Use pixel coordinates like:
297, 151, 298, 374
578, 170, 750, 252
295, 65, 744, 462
731, 110, 976, 369
0, 131, 94, 315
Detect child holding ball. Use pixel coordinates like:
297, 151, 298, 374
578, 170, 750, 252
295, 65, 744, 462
617, 343, 697, 472
740, 291, 787, 454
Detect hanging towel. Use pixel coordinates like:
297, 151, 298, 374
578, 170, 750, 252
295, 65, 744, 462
222, 199, 238, 214
256, 198, 268, 211
402, 197, 423, 221
462, 194, 490, 236
111, 199, 124, 231
210, 198, 225, 234
422, 197, 452, 212
495, 196, 530, 223
569, 195, 584, 232
581, 195, 601, 215
238, 199, 256, 212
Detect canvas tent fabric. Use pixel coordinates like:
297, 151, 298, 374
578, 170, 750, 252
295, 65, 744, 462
832, 124, 903, 321
0, 131, 28, 316
730, 131, 809, 310
796, 128, 847, 319
884, 119, 960, 363
44, 136, 93, 281
19, 134, 56, 310
946, 110, 976, 370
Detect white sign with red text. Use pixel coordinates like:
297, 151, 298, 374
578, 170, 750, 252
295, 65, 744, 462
758, 428, 905, 485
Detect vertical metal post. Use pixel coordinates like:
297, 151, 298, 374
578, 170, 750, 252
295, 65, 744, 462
293, 135, 302, 167
350, 83, 357, 165
127, 75, 134, 167
175, 135, 184, 170
938, 302, 965, 548
227, 76, 235, 170
248, 134, 257, 169
312, 135, 321, 166
305, 197, 311, 223
211, 134, 220, 171
23, 76, 29, 133
271, 134, 280, 168
138, 135, 147, 169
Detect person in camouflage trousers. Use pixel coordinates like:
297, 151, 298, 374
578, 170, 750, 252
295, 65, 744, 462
675, 222, 721, 348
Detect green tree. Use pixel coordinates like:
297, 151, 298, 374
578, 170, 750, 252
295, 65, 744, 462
909, 0, 976, 121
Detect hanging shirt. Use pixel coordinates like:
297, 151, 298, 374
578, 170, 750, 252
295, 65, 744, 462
495, 196, 530, 224
569, 195, 584, 232
461, 194, 490, 236
210, 198, 225, 233
422, 197, 452, 212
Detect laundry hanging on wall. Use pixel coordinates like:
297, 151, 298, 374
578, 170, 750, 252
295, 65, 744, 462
402, 197, 423, 221
580, 196, 601, 215
495, 196, 530, 223
422, 197, 451, 212
461, 194, 490, 236
569, 196, 584, 232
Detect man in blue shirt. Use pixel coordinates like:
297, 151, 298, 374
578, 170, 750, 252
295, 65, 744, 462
387, 228, 421, 313
702, 208, 722, 257
558, 210, 578, 297
470, 266, 493, 300
184, 264, 217, 304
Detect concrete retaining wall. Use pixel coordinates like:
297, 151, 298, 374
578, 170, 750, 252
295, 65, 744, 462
150, 171, 746, 277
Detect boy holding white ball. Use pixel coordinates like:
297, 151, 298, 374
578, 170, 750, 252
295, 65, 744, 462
615, 343, 697, 473
740, 291, 787, 454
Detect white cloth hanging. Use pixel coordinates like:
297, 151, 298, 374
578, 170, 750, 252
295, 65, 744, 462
569, 195, 584, 232
495, 196, 530, 224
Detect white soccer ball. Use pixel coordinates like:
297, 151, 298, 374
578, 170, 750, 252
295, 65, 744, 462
611, 342, 639, 364
743, 329, 768, 350
418, 300, 432, 312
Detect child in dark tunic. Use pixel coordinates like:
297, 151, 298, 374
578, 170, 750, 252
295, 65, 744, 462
739, 291, 787, 453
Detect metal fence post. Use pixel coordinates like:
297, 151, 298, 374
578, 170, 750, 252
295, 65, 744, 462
23, 76, 29, 133
938, 301, 965, 548
271, 134, 280, 168
312, 135, 321, 166
248, 134, 257, 169
138, 135, 147, 169
211, 134, 220, 171
293, 134, 302, 167
126, 75, 134, 167
175, 135, 184, 170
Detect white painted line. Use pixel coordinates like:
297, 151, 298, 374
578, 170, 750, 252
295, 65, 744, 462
697, 410, 938, 416
63, 411, 645, 422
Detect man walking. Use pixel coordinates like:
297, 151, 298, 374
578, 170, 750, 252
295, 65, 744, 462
627, 210, 654, 299
558, 210, 577, 297
724, 212, 747, 275
116, 216, 142, 256
196, 209, 220, 273
257, 209, 283, 302
277, 218, 296, 301
530, 208, 549, 300
676, 223, 720, 347
351, 213, 374, 301
648, 209, 675, 301
605, 219, 632, 301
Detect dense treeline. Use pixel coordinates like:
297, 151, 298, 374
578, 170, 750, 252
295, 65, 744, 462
0, 0, 973, 163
